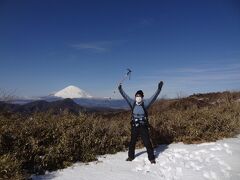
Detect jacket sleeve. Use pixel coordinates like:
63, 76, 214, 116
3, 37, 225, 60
145, 86, 162, 109
118, 85, 134, 109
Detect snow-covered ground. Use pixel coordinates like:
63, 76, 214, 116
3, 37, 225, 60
32, 135, 240, 180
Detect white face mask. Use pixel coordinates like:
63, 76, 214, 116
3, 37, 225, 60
135, 96, 143, 103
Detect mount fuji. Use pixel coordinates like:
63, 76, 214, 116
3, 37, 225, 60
53, 85, 93, 99
11, 85, 128, 110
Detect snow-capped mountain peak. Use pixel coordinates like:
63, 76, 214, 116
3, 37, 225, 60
54, 85, 92, 99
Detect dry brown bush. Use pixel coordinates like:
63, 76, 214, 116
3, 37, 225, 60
0, 91, 239, 179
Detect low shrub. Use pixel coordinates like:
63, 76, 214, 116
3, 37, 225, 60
0, 91, 239, 179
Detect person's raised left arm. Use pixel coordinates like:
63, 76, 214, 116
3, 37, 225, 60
145, 81, 163, 109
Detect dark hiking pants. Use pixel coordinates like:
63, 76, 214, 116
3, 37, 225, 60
128, 125, 155, 161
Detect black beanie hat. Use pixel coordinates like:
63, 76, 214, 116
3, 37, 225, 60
135, 90, 144, 97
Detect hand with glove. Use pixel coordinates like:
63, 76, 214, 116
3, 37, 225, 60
118, 83, 122, 90
158, 81, 163, 90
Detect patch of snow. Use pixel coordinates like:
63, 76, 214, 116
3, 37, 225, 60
32, 135, 240, 180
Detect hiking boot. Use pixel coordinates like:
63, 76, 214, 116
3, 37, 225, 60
150, 159, 156, 164
126, 157, 134, 161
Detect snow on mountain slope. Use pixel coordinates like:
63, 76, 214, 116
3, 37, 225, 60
32, 135, 240, 180
54, 85, 92, 99
10, 86, 128, 110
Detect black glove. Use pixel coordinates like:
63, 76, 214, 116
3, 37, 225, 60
158, 81, 163, 90
118, 84, 122, 90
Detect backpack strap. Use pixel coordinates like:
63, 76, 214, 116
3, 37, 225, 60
141, 102, 148, 118
131, 101, 136, 119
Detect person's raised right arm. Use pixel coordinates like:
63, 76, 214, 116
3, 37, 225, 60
118, 84, 134, 109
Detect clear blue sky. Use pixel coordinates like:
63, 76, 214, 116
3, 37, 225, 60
0, 0, 240, 99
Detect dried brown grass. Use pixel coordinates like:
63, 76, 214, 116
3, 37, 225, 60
0, 91, 239, 179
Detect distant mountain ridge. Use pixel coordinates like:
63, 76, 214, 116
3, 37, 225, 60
1, 90, 240, 115
0, 98, 84, 115
10, 85, 129, 110
0, 86, 129, 115
0, 98, 126, 115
